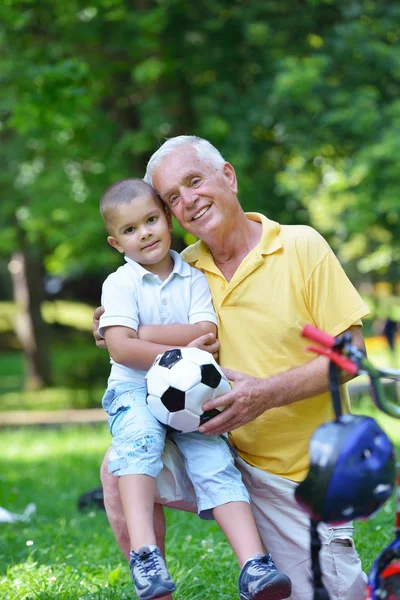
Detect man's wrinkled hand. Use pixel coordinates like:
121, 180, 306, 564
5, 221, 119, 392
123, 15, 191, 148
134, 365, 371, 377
199, 368, 271, 435
93, 306, 107, 349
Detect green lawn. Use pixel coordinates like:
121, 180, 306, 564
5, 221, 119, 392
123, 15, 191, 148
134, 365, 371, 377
0, 424, 398, 600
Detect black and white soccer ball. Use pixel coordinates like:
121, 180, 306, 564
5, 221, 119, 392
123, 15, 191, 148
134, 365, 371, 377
146, 347, 231, 433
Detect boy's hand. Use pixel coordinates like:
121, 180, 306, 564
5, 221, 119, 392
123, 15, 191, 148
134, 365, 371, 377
188, 333, 220, 361
92, 306, 107, 349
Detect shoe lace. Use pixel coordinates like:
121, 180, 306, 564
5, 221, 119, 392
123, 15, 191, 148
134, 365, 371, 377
136, 550, 160, 577
252, 554, 274, 572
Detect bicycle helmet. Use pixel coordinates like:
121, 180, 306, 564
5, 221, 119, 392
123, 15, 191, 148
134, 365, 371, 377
295, 414, 397, 524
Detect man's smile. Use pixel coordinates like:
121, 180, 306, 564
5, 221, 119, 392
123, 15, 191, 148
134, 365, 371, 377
192, 205, 211, 221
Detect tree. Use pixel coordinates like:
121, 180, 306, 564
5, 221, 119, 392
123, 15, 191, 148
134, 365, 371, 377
1, 0, 399, 387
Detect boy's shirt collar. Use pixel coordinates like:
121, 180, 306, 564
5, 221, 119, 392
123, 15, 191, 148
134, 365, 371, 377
124, 249, 191, 281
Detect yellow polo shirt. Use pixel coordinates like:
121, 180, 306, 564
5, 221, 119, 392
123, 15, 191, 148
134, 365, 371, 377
181, 213, 369, 481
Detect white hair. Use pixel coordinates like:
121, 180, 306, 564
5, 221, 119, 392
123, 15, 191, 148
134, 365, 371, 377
144, 136, 226, 186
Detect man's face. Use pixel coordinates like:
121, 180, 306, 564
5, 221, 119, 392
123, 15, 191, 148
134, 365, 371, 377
152, 146, 238, 239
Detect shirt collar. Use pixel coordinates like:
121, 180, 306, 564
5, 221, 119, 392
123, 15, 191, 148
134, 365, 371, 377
182, 213, 282, 270
124, 250, 191, 281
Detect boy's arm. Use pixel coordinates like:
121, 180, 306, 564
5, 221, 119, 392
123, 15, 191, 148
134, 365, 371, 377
104, 326, 177, 371
104, 325, 218, 371
138, 268, 218, 346
137, 321, 217, 346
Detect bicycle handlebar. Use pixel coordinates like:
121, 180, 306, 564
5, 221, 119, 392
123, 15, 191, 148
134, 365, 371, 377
302, 324, 336, 349
302, 324, 400, 419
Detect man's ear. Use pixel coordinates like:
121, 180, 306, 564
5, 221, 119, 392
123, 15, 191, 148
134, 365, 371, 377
107, 236, 124, 253
222, 162, 238, 194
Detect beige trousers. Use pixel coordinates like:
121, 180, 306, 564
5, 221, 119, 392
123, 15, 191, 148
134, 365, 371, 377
154, 439, 367, 600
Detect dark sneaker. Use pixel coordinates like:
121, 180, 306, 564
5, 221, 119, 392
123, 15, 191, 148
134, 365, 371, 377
239, 553, 291, 600
129, 545, 176, 600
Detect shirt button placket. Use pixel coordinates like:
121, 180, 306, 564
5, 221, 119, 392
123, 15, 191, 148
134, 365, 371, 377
160, 296, 168, 322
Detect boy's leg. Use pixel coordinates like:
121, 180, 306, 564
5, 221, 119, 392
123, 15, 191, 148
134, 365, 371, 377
106, 388, 176, 599
101, 437, 199, 600
100, 458, 173, 600
173, 432, 291, 599
171, 431, 250, 519
107, 388, 167, 547
214, 502, 292, 600
236, 455, 366, 600
119, 473, 157, 550
213, 501, 264, 566
100, 438, 198, 559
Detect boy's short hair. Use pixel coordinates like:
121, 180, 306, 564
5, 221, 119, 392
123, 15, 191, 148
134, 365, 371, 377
100, 178, 160, 233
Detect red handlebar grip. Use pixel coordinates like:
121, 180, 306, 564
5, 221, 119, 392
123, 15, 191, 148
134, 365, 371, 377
307, 345, 359, 375
331, 354, 359, 375
302, 325, 336, 348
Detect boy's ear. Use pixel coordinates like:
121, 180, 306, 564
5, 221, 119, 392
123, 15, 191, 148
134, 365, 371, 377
165, 207, 173, 231
107, 236, 124, 253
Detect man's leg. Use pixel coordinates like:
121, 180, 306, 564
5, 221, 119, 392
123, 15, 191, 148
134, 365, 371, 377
236, 456, 366, 600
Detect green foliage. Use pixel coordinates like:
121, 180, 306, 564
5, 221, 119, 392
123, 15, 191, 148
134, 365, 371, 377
0, 0, 399, 282
0, 425, 398, 599
0, 337, 109, 407
0, 301, 98, 335
0, 299, 110, 403
0, 385, 106, 411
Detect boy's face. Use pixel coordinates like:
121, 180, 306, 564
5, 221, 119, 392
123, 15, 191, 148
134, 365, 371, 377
107, 190, 172, 270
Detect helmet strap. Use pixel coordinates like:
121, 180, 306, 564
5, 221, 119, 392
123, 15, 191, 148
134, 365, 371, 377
310, 519, 331, 600
329, 362, 343, 420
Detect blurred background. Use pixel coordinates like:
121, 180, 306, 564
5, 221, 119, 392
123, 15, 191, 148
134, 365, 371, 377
0, 0, 399, 411
1, 3, 400, 598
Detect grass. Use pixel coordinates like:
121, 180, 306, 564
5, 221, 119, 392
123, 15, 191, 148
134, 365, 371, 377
0, 425, 241, 600
0, 318, 399, 597
0, 424, 399, 600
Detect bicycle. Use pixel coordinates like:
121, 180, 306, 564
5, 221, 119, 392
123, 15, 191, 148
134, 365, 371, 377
299, 324, 400, 600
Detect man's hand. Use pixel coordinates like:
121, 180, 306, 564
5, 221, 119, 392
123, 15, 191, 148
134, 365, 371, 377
197, 325, 366, 436
199, 368, 271, 435
92, 306, 107, 349
187, 333, 220, 361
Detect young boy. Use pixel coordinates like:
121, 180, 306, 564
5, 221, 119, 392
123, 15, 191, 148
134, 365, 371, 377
99, 178, 291, 600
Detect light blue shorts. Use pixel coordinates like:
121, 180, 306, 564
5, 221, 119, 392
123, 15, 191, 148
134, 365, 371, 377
103, 382, 250, 518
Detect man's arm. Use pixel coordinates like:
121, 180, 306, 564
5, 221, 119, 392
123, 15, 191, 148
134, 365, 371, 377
199, 325, 365, 436
93, 306, 107, 349
104, 323, 218, 371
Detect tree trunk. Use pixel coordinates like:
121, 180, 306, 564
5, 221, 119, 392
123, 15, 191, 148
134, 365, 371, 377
9, 248, 52, 390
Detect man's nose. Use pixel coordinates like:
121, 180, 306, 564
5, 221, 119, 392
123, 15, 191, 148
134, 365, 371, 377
181, 188, 198, 207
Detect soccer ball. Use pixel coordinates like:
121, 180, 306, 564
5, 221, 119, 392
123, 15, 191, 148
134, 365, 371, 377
146, 347, 231, 433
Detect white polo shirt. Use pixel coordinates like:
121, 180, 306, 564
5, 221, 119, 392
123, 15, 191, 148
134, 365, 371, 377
99, 250, 218, 386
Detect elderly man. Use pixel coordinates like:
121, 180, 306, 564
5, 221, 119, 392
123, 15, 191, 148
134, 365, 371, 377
95, 136, 369, 600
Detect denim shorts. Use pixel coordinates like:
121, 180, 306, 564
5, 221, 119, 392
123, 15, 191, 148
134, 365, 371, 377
104, 382, 167, 479
103, 382, 250, 518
